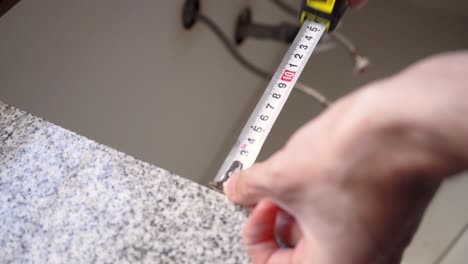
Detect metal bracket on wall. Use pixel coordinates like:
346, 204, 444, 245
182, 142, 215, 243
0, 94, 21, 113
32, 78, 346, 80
234, 7, 300, 45
180, 0, 330, 107
0, 0, 21, 18
182, 0, 200, 30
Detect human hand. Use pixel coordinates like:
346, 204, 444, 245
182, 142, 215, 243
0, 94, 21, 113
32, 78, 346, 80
225, 51, 468, 264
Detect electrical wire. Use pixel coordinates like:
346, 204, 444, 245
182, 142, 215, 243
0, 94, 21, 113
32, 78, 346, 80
198, 14, 269, 79
198, 13, 330, 108
330, 31, 370, 73
295, 82, 329, 106
431, 220, 468, 264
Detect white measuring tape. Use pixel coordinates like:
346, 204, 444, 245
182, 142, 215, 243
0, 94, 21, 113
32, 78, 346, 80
211, 20, 326, 191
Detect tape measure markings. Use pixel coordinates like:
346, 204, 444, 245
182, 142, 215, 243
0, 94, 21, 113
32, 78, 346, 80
211, 20, 326, 191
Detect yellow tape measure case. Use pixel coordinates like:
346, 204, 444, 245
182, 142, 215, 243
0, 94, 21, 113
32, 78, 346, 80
300, 0, 348, 32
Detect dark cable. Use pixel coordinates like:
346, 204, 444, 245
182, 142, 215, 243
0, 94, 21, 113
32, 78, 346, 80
432, 220, 468, 264
198, 14, 270, 79
197, 13, 330, 108
270, 0, 298, 17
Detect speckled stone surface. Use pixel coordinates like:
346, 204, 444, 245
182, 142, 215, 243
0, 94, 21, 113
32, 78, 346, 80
0, 102, 249, 263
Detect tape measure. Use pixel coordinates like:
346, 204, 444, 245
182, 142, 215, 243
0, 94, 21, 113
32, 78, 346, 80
210, 0, 348, 192
210, 20, 326, 191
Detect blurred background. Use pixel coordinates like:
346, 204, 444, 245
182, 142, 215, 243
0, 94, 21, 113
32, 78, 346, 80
0, 0, 467, 263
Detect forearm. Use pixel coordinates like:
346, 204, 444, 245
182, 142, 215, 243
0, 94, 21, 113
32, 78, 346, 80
405, 51, 468, 179
364, 51, 468, 181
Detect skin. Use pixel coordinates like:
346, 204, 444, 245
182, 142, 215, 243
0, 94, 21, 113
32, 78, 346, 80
224, 50, 468, 264
349, 0, 368, 9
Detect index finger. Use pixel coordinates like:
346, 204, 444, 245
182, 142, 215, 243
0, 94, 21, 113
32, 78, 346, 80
243, 199, 295, 264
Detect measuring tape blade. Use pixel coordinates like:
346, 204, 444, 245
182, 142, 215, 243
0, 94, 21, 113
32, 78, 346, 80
211, 20, 326, 191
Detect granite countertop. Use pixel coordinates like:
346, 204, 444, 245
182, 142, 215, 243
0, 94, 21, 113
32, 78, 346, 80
0, 102, 248, 263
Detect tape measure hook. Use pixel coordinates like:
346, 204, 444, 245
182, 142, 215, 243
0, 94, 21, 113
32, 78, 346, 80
210, 160, 243, 192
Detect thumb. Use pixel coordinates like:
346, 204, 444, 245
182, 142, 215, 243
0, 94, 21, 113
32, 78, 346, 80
224, 151, 287, 206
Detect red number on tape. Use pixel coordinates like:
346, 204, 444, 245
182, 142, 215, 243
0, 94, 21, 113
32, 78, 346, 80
281, 70, 296, 82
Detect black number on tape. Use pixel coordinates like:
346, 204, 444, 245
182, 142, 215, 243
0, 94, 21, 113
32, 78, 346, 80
251, 126, 263, 132
278, 83, 287, 88
307, 26, 319, 32
260, 115, 269, 121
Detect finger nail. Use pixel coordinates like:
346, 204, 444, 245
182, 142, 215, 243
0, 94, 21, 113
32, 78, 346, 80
355, 0, 368, 9
224, 174, 238, 198
349, 0, 368, 9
